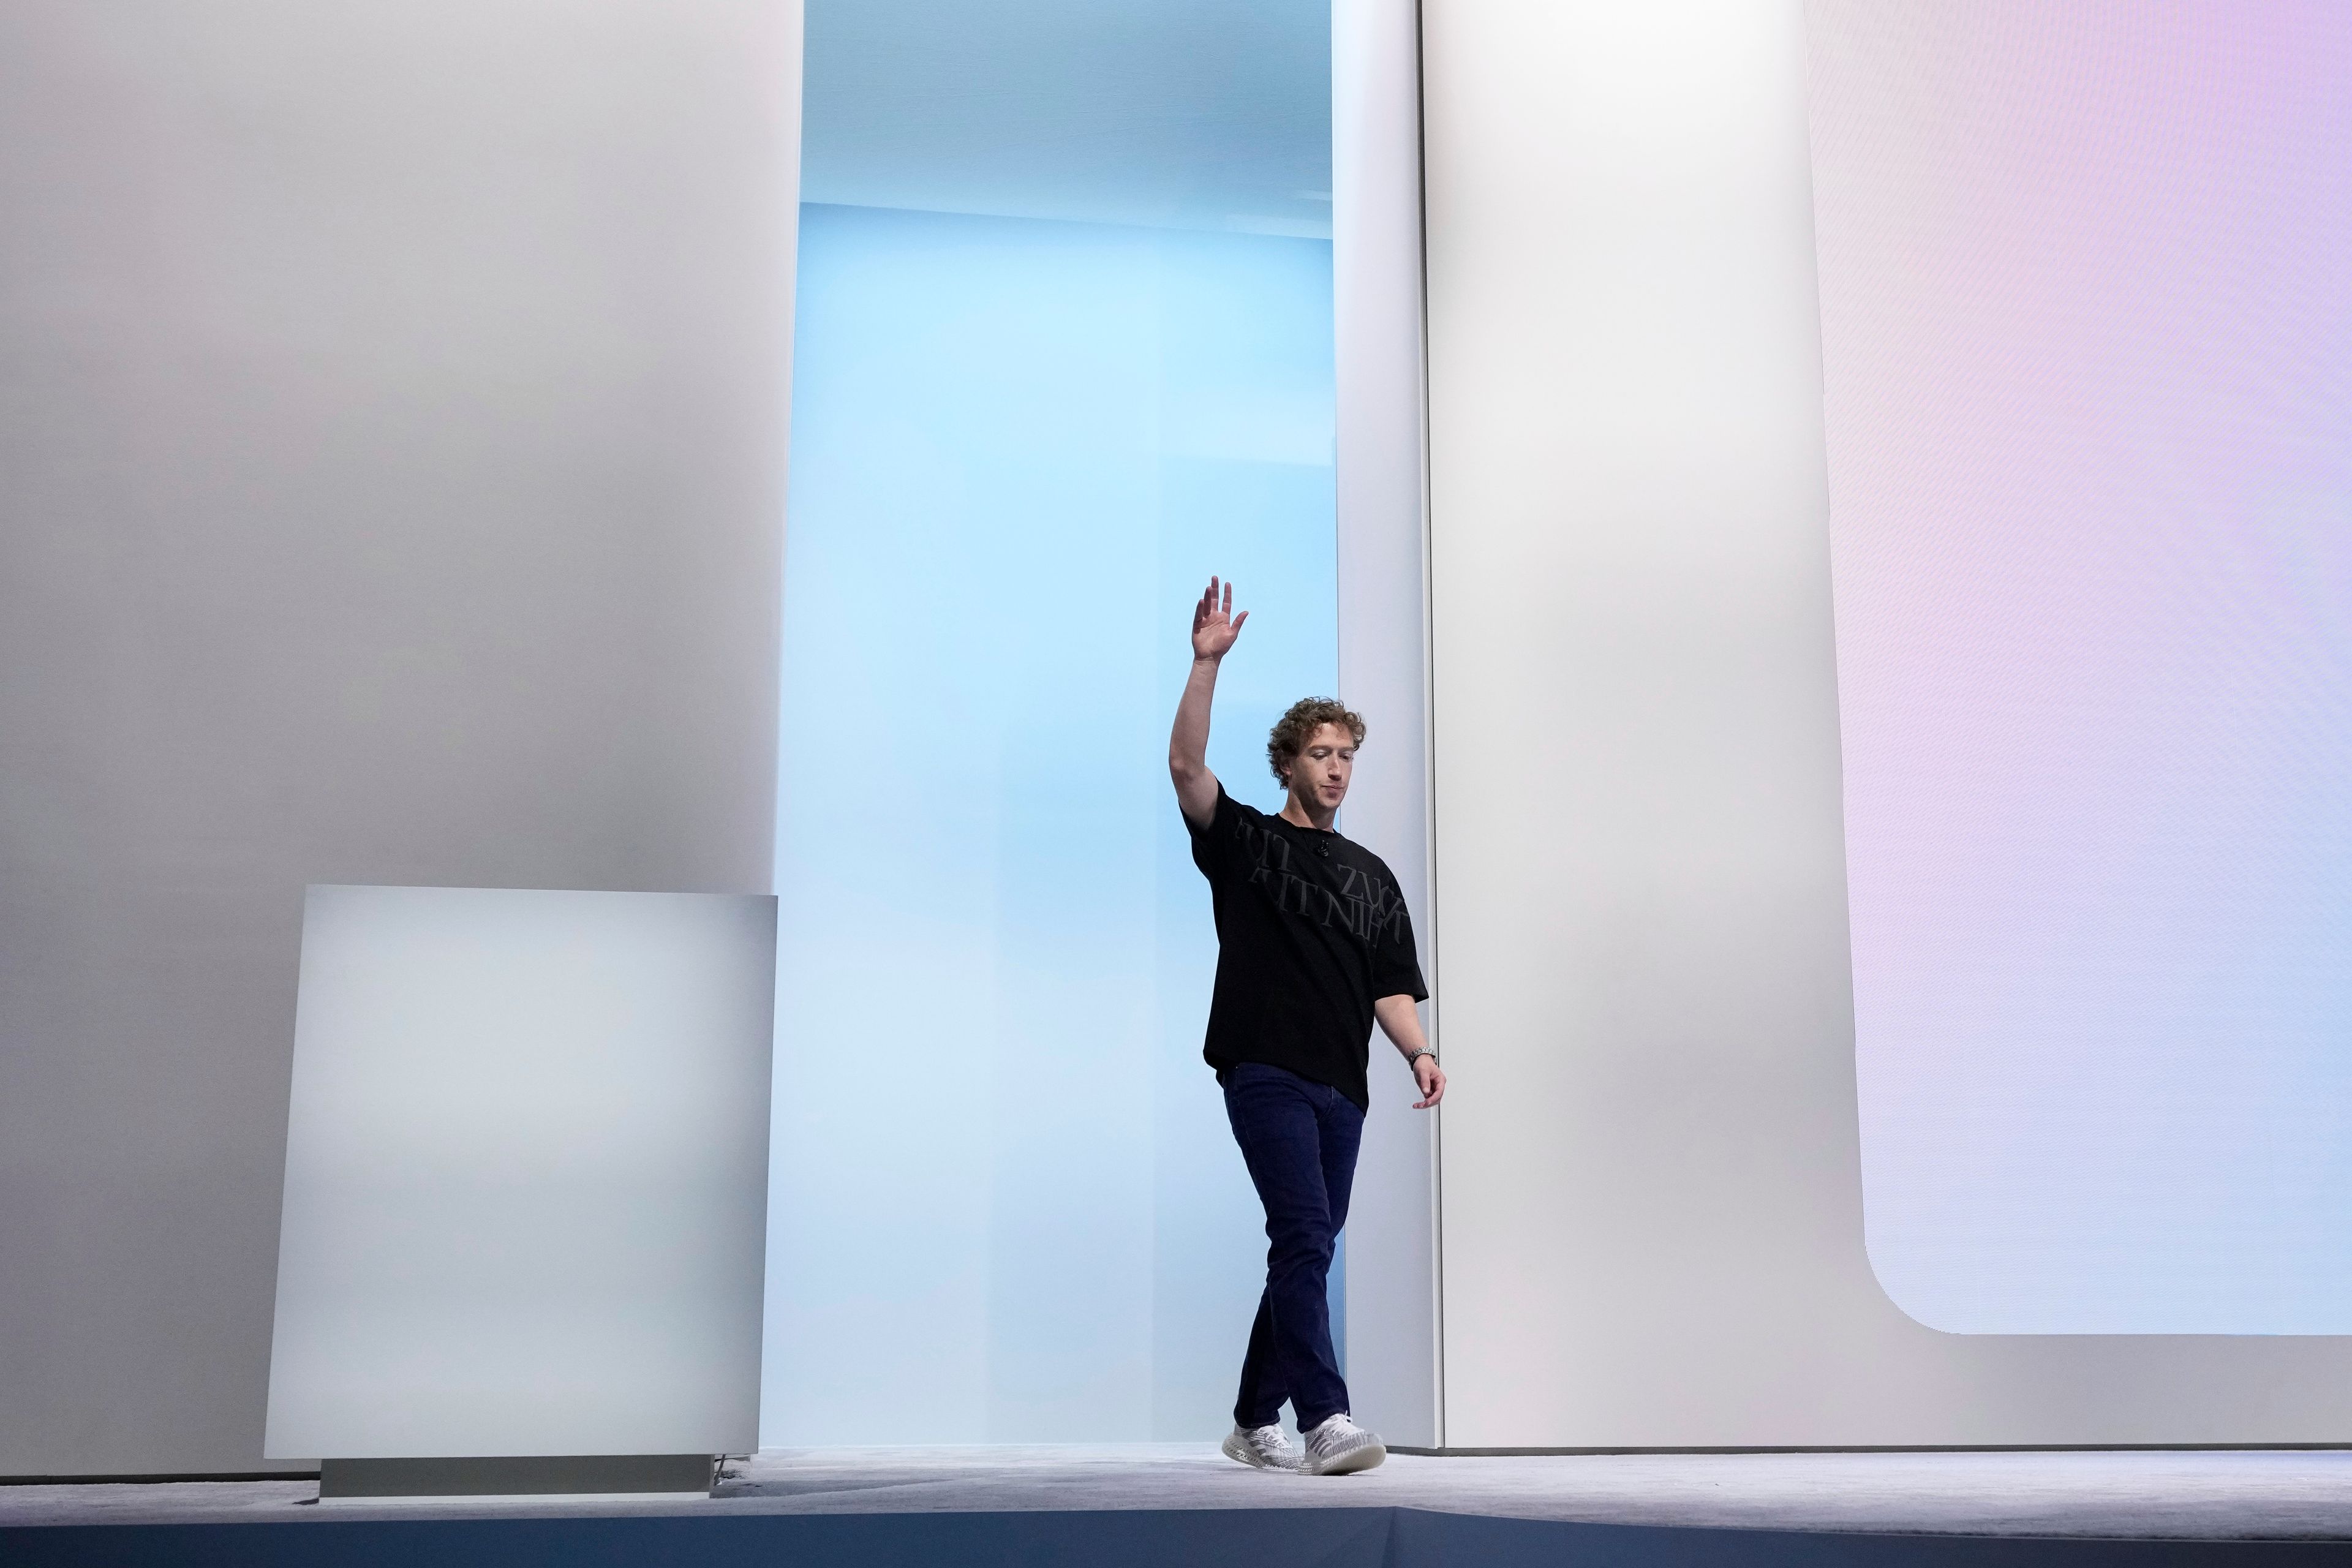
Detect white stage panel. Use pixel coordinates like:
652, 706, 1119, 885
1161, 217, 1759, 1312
1422, 0, 2352, 1447
265, 885, 774, 1460
1333, 0, 1441, 1450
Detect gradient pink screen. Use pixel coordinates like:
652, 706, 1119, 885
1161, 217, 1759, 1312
1811, 2, 2352, 1331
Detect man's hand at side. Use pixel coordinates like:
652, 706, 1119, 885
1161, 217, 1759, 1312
1409, 1052, 1446, 1109
1374, 993, 1445, 1109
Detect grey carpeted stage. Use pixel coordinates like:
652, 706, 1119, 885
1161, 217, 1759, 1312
10, 1446, 2352, 1565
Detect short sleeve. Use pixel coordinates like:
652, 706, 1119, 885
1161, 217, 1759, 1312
1185, 783, 1256, 886
1371, 881, 1429, 1003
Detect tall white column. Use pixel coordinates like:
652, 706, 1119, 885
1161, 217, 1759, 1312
1334, 0, 1441, 1450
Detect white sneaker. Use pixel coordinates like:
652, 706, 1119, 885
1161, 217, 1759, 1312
1220, 1423, 1302, 1471
1302, 1413, 1386, 1475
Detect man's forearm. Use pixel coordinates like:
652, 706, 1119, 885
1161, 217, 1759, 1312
1174, 578, 1244, 822
1379, 993, 1446, 1109
1170, 655, 1220, 772
1166, 658, 1223, 827
1169, 655, 1222, 823
1374, 993, 1430, 1057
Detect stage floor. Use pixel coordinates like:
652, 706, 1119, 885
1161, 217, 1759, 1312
9, 1446, 2352, 1540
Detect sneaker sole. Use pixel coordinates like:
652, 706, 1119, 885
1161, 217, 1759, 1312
1309, 1439, 1387, 1476
1220, 1432, 1297, 1471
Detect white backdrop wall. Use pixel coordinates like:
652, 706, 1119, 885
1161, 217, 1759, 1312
0, 1, 799, 1477
1420, 0, 2352, 1446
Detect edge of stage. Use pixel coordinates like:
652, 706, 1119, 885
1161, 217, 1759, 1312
9, 1446, 2352, 1566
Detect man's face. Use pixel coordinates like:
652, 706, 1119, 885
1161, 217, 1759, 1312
1284, 722, 1355, 813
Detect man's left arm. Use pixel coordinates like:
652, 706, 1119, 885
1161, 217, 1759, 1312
1373, 994, 1444, 1109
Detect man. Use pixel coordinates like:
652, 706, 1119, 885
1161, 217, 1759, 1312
1168, 575, 1445, 1477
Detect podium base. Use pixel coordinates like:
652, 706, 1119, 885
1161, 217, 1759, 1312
318, 1455, 715, 1498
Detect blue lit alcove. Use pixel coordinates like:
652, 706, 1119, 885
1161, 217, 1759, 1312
766, 1, 1339, 1442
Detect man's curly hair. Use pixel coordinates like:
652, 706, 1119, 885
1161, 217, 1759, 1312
1267, 697, 1366, 783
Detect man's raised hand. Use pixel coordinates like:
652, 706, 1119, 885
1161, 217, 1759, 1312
1191, 576, 1248, 662
1171, 577, 1238, 824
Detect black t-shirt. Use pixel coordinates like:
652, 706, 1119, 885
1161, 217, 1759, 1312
1186, 784, 1429, 1110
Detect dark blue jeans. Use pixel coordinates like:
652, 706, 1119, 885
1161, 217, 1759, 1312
1221, 1061, 1364, 1433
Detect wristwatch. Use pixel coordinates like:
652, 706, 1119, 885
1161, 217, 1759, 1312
1404, 1048, 1436, 1068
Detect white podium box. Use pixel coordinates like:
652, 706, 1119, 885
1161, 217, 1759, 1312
264, 886, 775, 1463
